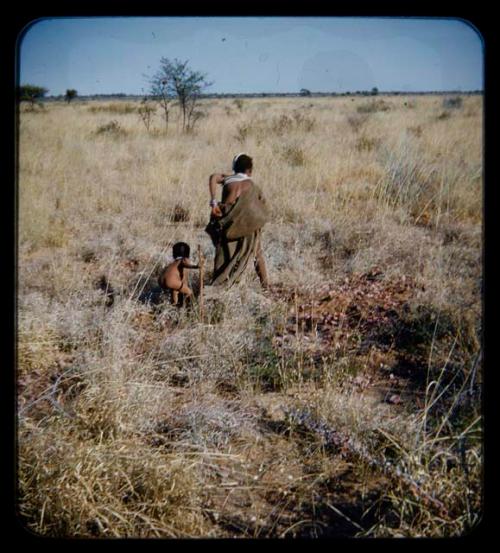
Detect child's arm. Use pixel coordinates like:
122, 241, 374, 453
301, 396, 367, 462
181, 259, 199, 269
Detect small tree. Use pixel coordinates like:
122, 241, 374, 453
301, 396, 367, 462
300, 88, 312, 97
138, 96, 156, 133
166, 58, 212, 133
149, 61, 175, 134
148, 57, 212, 134
18, 84, 48, 106
65, 89, 78, 103
371, 87, 379, 96
182, 71, 211, 133
150, 58, 213, 132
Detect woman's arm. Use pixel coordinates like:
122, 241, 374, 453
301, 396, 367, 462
208, 173, 227, 202
208, 173, 227, 217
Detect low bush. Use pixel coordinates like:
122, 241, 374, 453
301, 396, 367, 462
442, 97, 463, 110
88, 102, 137, 114
356, 99, 391, 114
94, 120, 127, 136
355, 135, 381, 152
281, 145, 307, 166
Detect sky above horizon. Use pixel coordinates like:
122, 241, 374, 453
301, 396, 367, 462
18, 17, 483, 96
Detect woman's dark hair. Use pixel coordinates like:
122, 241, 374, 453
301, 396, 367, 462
173, 242, 190, 258
233, 154, 253, 174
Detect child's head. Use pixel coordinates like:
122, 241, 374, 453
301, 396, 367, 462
173, 241, 190, 259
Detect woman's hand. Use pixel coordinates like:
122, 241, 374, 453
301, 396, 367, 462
211, 204, 223, 217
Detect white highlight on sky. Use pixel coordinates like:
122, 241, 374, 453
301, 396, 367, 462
18, 17, 483, 95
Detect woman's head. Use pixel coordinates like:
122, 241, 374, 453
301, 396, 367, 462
232, 153, 253, 174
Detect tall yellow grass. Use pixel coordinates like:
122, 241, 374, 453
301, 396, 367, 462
17, 94, 482, 538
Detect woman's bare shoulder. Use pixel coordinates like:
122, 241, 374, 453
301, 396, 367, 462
232, 179, 253, 190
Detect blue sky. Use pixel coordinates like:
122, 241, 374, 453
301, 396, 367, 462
18, 17, 483, 96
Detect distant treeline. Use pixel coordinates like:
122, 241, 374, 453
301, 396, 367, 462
45, 90, 483, 101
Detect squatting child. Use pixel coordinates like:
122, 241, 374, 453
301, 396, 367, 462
158, 242, 199, 306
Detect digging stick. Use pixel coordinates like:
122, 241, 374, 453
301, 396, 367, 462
198, 245, 205, 322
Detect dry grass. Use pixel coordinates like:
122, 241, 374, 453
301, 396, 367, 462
17, 94, 482, 538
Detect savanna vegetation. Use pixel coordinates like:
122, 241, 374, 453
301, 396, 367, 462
17, 93, 482, 538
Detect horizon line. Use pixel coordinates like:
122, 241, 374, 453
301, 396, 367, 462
41, 89, 484, 99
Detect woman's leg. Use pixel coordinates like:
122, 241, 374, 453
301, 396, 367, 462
254, 232, 269, 289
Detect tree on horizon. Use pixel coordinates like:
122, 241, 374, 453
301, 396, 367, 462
65, 89, 78, 103
17, 84, 49, 106
148, 58, 212, 133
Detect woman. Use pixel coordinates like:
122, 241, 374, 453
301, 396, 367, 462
205, 153, 269, 288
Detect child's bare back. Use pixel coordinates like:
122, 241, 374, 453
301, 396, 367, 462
158, 242, 198, 306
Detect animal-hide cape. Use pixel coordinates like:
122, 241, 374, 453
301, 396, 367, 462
205, 183, 270, 287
